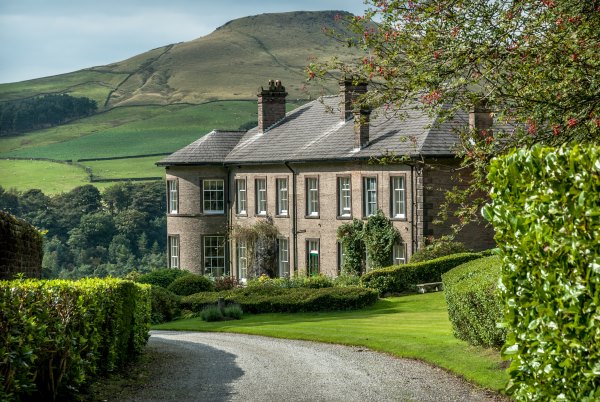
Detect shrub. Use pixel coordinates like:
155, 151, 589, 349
442, 255, 505, 348
483, 144, 600, 400
333, 274, 361, 287
223, 304, 243, 319
214, 276, 240, 291
137, 268, 189, 288
361, 253, 482, 295
181, 286, 378, 314
200, 305, 223, 322
167, 274, 214, 296
150, 286, 181, 324
0, 278, 150, 401
246, 274, 333, 289
409, 241, 469, 263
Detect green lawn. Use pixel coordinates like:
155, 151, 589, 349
154, 292, 509, 392
82, 156, 165, 179
0, 159, 91, 194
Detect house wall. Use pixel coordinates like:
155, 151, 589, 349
421, 158, 495, 251
165, 165, 229, 274
229, 161, 415, 278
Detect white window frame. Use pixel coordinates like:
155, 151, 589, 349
363, 176, 377, 217
278, 238, 290, 277
237, 240, 248, 281
337, 176, 352, 217
256, 178, 267, 215
276, 178, 288, 216
203, 179, 224, 214
391, 176, 406, 219
168, 235, 179, 268
306, 239, 319, 276
393, 242, 407, 265
306, 177, 319, 217
236, 179, 247, 215
203, 235, 226, 276
168, 180, 178, 214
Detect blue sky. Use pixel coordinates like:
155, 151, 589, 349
0, 0, 367, 84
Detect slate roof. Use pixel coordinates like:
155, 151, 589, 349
158, 95, 471, 166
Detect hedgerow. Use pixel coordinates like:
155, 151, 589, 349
137, 268, 189, 289
361, 253, 482, 295
180, 286, 378, 314
0, 278, 151, 401
442, 255, 505, 348
167, 273, 214, 295
409, 241, 470, 263
483, 144, 600, 400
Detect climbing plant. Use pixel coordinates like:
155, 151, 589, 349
231, 216, 279, 278
337, 210, 399, 274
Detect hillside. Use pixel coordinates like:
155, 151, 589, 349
0, 10, 363, 194
0, 11, 359, 108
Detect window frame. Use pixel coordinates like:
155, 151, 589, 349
202, 179, 225, 215
237, 240, 248, 280
278, 238, 290, 277
305, 176, 319, 218
235, 178, 247, 216
337, 241, 346, 275
306, 239, 320, 276
393, 242, 407, 265
203, 235, 227, 276
255, 178, 267, 216
390, 175, 407, 220
363, 176, 378, 218
167, 179, 178, 214
337, 176, 352, 219
168, 235, 180, 268
276, 178, 289, 217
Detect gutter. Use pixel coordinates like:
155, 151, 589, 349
284, 161, 298, 276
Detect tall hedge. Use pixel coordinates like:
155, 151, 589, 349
0, 211, 43, 279
0, 278, 151, 401
442, 255, 505, 348
483, 144, 600, 401
361, 253, 482, 295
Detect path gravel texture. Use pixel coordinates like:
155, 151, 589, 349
125, 330, 506, 402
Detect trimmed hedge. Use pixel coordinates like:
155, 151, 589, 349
361, 253, 483, 295
246, 274, 334, 289
180, 286, 378, 314
137, 268, 189, 288
409, 241, 470, 263
150, 286, 181, 324
0, 278, 151, 401
483, 144, 600, 401
0, 210, 43, 280
167, 274, 214, 295
442, 255, 505, 348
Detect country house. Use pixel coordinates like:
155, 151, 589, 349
157, 79, 495, 278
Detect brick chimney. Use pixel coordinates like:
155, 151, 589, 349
353, 107, 371, 149
257, 79, 287, 132
340, 77, 368, 120
469, 104, 493, 134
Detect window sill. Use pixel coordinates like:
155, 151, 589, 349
336, 215, 352, 220
275, 214, 289, 218
304, 215, 320, 219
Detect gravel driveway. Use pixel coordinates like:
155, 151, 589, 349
123, 330, 506, 402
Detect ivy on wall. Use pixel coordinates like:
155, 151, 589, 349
231, 216, 279, 278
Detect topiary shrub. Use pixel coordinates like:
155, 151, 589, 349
167, 274, 214, 296
137, 268, 189, 289
483, 144, 600, 400
361, 253, 482, 295
150, 286, 181, 324
442, 255, 505, 348
409, 241, 470, 263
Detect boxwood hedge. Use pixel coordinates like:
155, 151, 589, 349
483, 144, 600, 401
0, 278, 151, 401
180, 286, 378, 314
442, 255, 505, 348
361, 253, 483, 295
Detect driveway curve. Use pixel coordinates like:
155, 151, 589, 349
125, 330, 506, 402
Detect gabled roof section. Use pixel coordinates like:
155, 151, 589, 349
156, 130, 246, 166
223, 96, 463, 164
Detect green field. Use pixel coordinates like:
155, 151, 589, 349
0, 159, 91, 194
154, 292, 509, 392
83, 156, 165, 179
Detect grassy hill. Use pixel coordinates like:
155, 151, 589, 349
0, 11, 361, 193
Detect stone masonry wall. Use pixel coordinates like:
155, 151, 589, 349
0, 210, 43, 279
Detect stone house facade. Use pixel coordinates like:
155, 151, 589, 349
157, 79, 495, 279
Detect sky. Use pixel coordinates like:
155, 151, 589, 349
0, 0, 368, 84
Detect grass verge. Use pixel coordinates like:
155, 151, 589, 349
154, 292, 509, 392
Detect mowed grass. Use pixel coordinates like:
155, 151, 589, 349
0, 159, 91, 193
82, 156, 165, 179
154, 292, 509, 392
1, 101, 263, 160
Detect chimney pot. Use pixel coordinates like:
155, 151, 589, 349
340, 76, 368, 120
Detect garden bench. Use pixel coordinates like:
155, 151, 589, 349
416, 282, 443, 293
